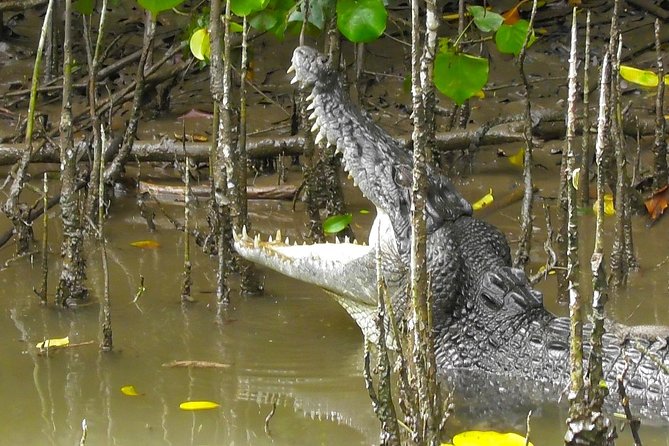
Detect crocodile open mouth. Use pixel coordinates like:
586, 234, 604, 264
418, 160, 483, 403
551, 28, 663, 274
233, 225, 389, 342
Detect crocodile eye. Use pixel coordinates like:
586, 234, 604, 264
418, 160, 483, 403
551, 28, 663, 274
479, 271, 507, 310
392, 164, 412, 188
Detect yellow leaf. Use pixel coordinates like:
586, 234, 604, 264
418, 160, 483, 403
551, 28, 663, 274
472, 189, 494, 211
571, 167, 580, 190
619, 65, 659, 87
473, 90, 485, 99
507, 147, 525, 167
593, 194, 615, 216
130, 240, 161, 249
451, 430, 534, 446
36, 336, 70, 350
121, 385, 141, 396
179, 401, 220, 411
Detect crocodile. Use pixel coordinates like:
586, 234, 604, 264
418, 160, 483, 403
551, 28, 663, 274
234, 45, 669, 422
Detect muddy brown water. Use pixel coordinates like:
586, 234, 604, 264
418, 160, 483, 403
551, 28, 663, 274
1, 3, 669, 444
1, 159, 669, 445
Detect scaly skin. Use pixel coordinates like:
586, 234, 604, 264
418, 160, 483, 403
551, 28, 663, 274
235, 45, 669, 422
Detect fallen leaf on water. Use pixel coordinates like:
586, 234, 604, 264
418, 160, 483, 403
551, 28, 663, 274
323, 213, 352, 234
179, 401, 220, 411
620, 65, 660, 88
130, 240, 161, 249
36, 336, 69, 350
442, 430, 534, 446
593, 194, 615, 216
472, 189, 494, 211
121, 385, 142, 396
507, 147, 525, 167
644, 185, 669, 221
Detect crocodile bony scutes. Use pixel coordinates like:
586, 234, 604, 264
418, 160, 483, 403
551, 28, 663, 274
234, 45, 669, 422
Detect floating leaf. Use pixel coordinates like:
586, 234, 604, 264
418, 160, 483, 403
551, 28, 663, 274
619, 65, 659, 87
189, 28, 210, 61
442, 430, 534, 446
121, 385, 142, 396
507, 147, 525, 167
179, 401, 220, 410
472, 189, 494, 211
593, 194, 615, 216
468, 6, 503, 33
336, 0, 387, 43
36, 336, 70, 350
323, 213, 353, 234
434, 49, 489, 105
359, 209, 370, 214
130, 240, 161, 249
495, 20, 535, 56
644, 185, 669, 221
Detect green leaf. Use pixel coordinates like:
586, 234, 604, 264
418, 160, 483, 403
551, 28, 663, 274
137, 0, 185, 15
230, 21, 244, 33
189, 28, 210, 61
468, 6, 503, 33
249, 11, 278, 31
323, 213, 352, 234
434, 50, 489, 105
74, 0, 96, 15
248, 0, 293, 37
336, 0, 387, 43
288, 1, 326, 31
495, 19, 535, 56
231, 0, 270, 17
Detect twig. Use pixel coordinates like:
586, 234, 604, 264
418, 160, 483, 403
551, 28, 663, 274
513, 0, 538, 269
617, 363, 643, 445
162, 360, 230, 368
79, 418, 88, 446
264, 402, 277, 436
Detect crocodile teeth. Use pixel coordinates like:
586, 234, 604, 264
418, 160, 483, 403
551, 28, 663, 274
285, 237, 290, 244
306, 101, 315, 111
290, 75, 299, 84
308, 109, 318, 121
253, 235, 260, 248
344, 236, 350, 243
314, 131, 325, 145
268, 235, 273, 243
287, 64, 295, 74
335, 237, 340, 244
310, 120, 320, 133
232, 230, 239, 241
242, 225, 248, 239
306, 92, 315, 101
275, 229, 282, 241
